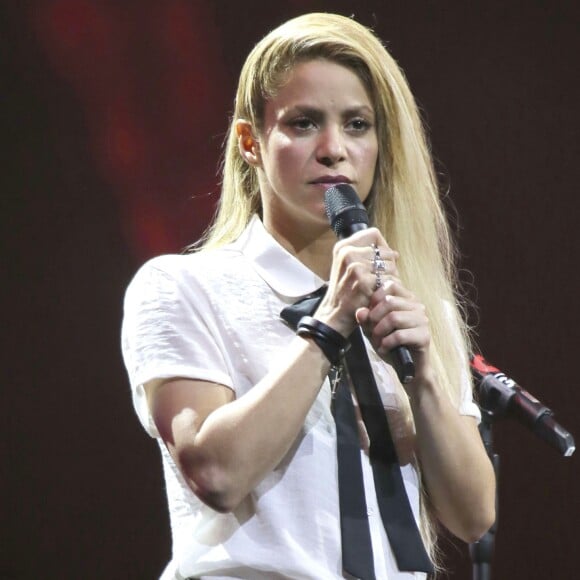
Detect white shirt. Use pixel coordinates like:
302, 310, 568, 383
121, 216, 480, 580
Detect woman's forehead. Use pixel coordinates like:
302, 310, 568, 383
263, 59, 374, 109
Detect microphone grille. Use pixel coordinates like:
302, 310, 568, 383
324, 183, 368, 237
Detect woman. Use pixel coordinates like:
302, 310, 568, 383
122, 12, 495, 579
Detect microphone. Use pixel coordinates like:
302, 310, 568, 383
471, 354, 575, 457
324, 183, 415, 384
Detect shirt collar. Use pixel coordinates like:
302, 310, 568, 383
232, 215, 325, 299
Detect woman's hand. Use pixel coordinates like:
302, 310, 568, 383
313, 228, 398, 338
356, 276, 434, 387
314, 228, 433, 383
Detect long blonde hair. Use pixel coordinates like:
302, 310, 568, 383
195, 12, 473, 565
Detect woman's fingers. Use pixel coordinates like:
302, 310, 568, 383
317, 228, 403, 336
361, 286, 430, 354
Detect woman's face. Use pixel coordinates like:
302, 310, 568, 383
251, 59, 378, 238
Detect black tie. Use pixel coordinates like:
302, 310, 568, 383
331, 365, 376, 579
345, 328, 433, 574
281, 289, 434, 576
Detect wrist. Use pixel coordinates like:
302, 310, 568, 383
311, 305, 355, 338
296, 316, 349, 365
406, 370, 439, 408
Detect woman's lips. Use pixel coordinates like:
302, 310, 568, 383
309, 176, 352, 185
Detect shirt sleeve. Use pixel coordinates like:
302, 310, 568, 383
458, 359, 481, 421
444, 301, 481, 422
121, 256, 234, 437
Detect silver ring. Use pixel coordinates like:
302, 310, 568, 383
371, 244, 385, 289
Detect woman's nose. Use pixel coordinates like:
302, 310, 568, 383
316, 126, 346, 166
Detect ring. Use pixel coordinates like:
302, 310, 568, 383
371, 244, 386, 289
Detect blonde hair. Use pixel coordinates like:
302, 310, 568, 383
195, 12, 473, 566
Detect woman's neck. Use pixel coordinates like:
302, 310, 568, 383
262, 215, 336, 281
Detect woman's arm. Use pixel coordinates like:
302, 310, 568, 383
147, 336, 331, 513
147, 228, 389, 513
408, 381, 495, 543
357, 278, 496, 542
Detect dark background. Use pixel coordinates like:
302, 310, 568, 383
2, 1, 578, 578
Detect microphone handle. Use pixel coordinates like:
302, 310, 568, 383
392, 345, 415, 384
511, 389, 576, 457
533, 414, 576, 457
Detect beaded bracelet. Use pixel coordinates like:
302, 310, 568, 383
296, 316, 349, 365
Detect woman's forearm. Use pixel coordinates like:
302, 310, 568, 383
152, 336, 331, 512
410, 375, 496, 542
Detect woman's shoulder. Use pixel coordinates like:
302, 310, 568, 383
138, 245, 242, 276
126, 245, 248, 296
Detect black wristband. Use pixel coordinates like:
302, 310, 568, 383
296, 316, 349, 365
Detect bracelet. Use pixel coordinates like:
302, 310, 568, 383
296, 316, 349, 365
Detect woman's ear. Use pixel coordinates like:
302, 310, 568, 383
235, 120, 261, 166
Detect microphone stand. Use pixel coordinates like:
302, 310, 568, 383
468, 404, 498, 580
468, 364, 575, 579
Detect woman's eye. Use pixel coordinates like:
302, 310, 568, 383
290, 117, 315, 131
348, 118, 372, 132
